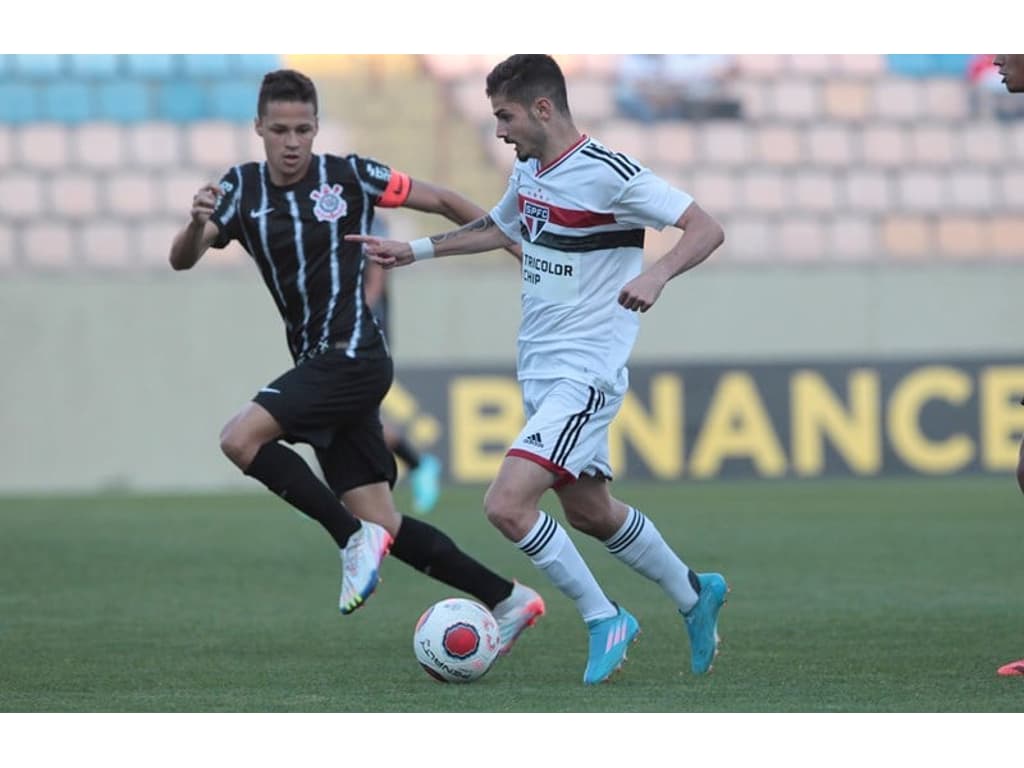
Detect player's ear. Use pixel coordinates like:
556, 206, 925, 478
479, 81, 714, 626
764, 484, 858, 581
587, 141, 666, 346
533, 97, 552, 121
254, 116, 264, 138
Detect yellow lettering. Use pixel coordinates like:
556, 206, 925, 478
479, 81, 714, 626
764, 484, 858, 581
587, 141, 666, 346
449, 377, 523, 483
791, 369, 881, 476
979, 366, 1024, 471
887, 366, 973, 474
690, 372, 786, 478
609, 374, 682, 478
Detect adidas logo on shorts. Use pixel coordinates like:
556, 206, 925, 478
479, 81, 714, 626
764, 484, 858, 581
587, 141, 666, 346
524, 432, 544, 448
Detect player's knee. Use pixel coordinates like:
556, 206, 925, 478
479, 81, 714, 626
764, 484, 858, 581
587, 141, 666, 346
219, 424, 255, 470
563, 504, 602, 536
483, 484, 525, 535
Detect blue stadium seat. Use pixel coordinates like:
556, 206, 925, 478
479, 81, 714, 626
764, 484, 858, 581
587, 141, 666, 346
97, 82, 150, 122
157, 80, 207, 121
935, 54, 972, 76
0, 84, 39, 123
125, 54, 179, 79
0, 55, 8, 77
235, 54, 280, 76
41, 82, 94, 123
12, 54, 64, 78
69, 54, 120, 79
209, 80, 257, 121
182, 54, 232, 78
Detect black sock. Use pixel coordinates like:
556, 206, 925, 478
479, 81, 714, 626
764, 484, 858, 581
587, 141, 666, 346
392, 436, 421, 470
244, 442, 360, 548
391, 516, 513, 608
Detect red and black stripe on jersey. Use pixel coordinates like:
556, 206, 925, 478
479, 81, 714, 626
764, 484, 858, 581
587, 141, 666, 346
211, 153, 408, 363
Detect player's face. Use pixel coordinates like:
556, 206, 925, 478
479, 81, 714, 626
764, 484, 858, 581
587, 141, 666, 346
491, 97, 546, 161
994, 55, 1024, 93
255, 100, 318, 185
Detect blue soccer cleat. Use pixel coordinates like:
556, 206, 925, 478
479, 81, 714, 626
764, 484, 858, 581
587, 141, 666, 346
683, 572, 729, 674
410, 453, 442, 514
583, 605, 640, 685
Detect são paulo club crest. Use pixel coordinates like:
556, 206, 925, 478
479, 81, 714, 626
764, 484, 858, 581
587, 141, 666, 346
522, 198, 550, 241
310, 183, 348, 222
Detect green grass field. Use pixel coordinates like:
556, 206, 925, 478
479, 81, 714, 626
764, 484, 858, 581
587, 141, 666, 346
2, 478, 1023, 712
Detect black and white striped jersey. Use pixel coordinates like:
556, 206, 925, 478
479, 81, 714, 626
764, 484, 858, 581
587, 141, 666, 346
210, 153, 411, 363
490, 135, 693, 393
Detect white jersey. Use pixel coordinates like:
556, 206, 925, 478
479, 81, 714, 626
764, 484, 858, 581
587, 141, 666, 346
490, 135, 693, 393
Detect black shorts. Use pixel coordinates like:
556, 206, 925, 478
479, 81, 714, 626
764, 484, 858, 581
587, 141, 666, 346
253, 352, 397, 496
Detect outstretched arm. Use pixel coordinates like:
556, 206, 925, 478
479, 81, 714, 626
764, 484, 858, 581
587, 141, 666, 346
402, 177, 521, 262
617, 201, 724, 312
346, 214, 515, 269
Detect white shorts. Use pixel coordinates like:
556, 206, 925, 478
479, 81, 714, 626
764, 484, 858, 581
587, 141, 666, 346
508, 378, 622, 487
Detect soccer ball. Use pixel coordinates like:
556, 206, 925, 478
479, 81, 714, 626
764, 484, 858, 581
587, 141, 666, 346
413, 597, 501, 683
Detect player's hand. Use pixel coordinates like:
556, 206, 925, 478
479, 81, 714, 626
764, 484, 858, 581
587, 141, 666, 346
190, 183, 221, 226
344, 234, 415, 269
618, 271, 666, 313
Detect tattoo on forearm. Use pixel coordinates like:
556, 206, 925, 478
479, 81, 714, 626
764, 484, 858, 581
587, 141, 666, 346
429, 216, 495, 245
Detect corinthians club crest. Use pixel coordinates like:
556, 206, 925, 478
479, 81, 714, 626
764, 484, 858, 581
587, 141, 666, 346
522, 198, 550, 242
310, 183, 348, 222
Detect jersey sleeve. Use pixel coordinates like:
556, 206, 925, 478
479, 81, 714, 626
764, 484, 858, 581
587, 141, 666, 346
612, 168, 694, 230
350, 155, 411, 208
209, 167, 244, 249
488, 171, 523, 243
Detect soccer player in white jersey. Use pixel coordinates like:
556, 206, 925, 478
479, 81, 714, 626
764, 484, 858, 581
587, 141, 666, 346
348, 54, 727, 685
992, 54, 1024, 678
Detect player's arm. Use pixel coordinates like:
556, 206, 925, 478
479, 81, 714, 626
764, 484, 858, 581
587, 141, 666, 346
402, 177, 522, 262
169, 183, 222, 271
617, 201, 724, 313
346, 215, 515, 269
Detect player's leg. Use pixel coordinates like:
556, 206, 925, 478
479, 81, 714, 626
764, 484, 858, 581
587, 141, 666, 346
322, 407, 543, 645
1016, 436, 1024, 494
487, 379, 638, 683
220, 399, 361, 550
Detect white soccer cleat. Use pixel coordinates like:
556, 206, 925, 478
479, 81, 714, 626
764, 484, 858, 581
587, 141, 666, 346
339, 521, 393, 615
490, 581, 546, 655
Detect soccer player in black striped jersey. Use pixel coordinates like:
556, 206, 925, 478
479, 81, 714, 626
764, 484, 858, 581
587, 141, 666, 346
350, 55, 728, 685
992, 54, 1024, 678
169, 69, 544, 649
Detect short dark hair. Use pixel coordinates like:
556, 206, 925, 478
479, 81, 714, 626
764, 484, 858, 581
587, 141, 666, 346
257, 69, 318, 117
485, 54, 570, 115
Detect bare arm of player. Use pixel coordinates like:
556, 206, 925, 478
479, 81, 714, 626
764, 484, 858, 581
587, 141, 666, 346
169, 183, 222, 271
403, 177, 522, 262
346, 215, 515, 269
617, 201, 725, 313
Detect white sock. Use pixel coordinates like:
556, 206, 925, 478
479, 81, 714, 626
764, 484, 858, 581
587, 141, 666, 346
604, 506, 700, 613
517, 511, 617, 623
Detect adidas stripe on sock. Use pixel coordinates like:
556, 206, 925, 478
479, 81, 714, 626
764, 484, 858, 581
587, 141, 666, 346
605, 506, 700, 613
517, 511, 616, 623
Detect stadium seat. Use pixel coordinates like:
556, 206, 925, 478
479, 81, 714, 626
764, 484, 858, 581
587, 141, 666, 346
12, 54, 63, 78
40, 82, 94, 123
24, 223, 74, 267
157, 81, 207, 122
19, 124, 70, 170
182, 54, 232, 78
97, 82, 150, 122
49, 173, 100, 218
69, 54, 119, 79
81, 222, 131, 267
125, 54, 179, 79
209, 80, 257, 121
0, 84, 40, 123
887, 54, 937, 77
235, 54, 280, 76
